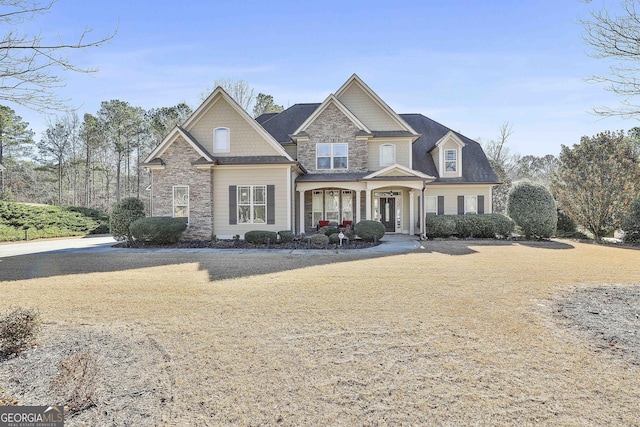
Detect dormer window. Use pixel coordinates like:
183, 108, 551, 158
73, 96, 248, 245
445, 149, 457, 172
380, 144, 396, 167
214, 127, 230, 153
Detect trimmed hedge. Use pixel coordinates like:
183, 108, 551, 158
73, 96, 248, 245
278, 230, 295, 243
244, 230, 278, 244
354, 220, 385, 242
110, 197, 145, 243
507, 182, 557, 239
130, 217, 187, 245
425, 214, 515, 239
310, 233, 329, 247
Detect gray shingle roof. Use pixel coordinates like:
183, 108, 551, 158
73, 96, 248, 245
257, 105, 499, 184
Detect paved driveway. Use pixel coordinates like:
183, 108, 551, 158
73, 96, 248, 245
0, 235, 117, 258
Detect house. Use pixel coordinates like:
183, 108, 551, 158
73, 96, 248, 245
141, 74, 499, 240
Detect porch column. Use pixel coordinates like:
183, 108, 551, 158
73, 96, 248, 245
298, 190, 305, 235
409, 190, 416, 235
421, 187, 426, 239
355, 190, 361, 223
365, 189, 372, 220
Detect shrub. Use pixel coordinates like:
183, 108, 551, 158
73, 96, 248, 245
507, 182, 557, 239
109, 197, 145, 243
354, 220, 385, 242
130, 217, 187, 245
244, 230, 278, 244
309, 233, 329, 247
277, 230, 295, 243
50, 350, 103, 414
621, 196, 640, 244
0, 307, 41, 360
487, 214, 515, 238
425, 215, 457, 238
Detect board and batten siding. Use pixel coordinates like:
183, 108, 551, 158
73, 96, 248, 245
424, 185, 493, 215
187, 98, 281, 157
213, 166, 290, 238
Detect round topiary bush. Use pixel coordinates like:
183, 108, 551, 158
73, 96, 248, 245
354, 220, 385, 242
244, 230, 278, 245
621, 196, 640, 244
129, 216, 187, 245
109, 197, 145, 243
310, 233, 329, 247
507, 182, 557, 239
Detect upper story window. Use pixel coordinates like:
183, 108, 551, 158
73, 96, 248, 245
317, 143, 348, 170
445, 149, 457, 172
214, 127, 230, 153
380, 144, 396, 167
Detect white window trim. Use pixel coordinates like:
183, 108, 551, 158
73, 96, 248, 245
444, 149, 458, 173
213, 127, 230, 153
316, 142, 348, 170
237, 185, 267, 224
425, 195, 437, 215
379, 144, 396, 167
464, 195, 477, 214
172, 185, 189, 224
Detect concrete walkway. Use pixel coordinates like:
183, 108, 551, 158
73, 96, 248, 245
0, 234, 423, 258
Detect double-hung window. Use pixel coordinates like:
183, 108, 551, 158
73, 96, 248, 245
317, 143, 348, 170
237, 185, 266, 223
380, 144, 395, 167
465, 195, 477, 214
173, 186, 189, 223
445, 149, 457, 172
425, 196, 437, 216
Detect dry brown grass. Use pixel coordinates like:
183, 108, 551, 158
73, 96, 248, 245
0, 240, 639, 425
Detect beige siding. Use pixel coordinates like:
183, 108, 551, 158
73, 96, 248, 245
337, 83, 404, 131
368, 139, 412, 171
425, 185, 493, 215
213, 166, 289, 238
187, 98, 281, 157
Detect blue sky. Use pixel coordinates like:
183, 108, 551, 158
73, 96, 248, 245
10, 0, 636, 156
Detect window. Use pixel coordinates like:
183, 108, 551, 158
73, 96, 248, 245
312, 190, 324, 225
425, 196, 437, 216
445, 149, 457, 172
214, 127, 230, 153
317, 143, 348, 170
173, 186, 189, 223
325, 190, 340, 221
237, 185, 266, 223
342, 190, 353, 222
380, 144, 396, 167
465, 195, 477, 214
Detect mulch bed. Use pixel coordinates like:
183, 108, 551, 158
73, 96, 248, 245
555, 285, 640, 365
114, 239, 380, 250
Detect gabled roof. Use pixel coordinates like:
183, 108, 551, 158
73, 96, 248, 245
401, 114, 499, 183
260, 103, 320, 143
363, 164, 435, 180
334, 74, 418, 135
292, 95, 370, 136
142, 125, 213, 164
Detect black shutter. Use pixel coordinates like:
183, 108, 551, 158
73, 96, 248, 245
437, 196, 444, 215
478, 195, 485, 214
229, 185, 237, 225
267, 185, 275, 225
457, 196, 464, 215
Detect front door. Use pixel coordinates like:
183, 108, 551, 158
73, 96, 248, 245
380, 197, 396, 232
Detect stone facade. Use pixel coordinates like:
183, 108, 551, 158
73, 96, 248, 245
297, 103, 368, 174
151, 137, 213, 240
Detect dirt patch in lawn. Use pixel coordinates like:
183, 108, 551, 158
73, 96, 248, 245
0, 240, 639, 425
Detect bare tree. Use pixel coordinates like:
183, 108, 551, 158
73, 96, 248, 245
0, 0, 116, 111
481, 122, 520, 214
582, 0, 640, 117
200, 79, 256, 111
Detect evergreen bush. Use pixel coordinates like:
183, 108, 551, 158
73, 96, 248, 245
621, 196, 640, 244
244, 230, 278, 244
277, 230, 295, 243
354, 220, 385, 242
507, 182, 557, 239
109, 197, 145, 243
129, 217, 187, 245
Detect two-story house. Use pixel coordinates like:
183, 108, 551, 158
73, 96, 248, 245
141, 74, 499, 240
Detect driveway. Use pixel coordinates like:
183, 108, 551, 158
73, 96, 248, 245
0, 235, 117, 258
